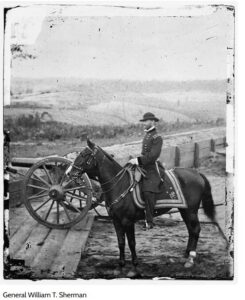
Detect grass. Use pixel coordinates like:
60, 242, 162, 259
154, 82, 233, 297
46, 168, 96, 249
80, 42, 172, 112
4, 112, 225, 143
7, 78, 226, 126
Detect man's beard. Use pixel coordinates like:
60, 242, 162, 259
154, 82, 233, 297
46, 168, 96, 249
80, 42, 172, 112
144, 123, 153, 130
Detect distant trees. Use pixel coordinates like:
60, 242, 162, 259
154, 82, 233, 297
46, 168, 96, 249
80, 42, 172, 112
11, 44, 36, 60
4, 112, 224, 142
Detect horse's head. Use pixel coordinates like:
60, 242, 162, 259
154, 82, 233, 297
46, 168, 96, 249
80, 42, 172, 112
66, 139, 99, 179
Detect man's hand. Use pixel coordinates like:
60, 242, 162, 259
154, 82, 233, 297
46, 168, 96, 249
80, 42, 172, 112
128, 158, 138, 165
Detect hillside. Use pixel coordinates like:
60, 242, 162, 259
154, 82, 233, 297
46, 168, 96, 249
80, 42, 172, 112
5, 78, 226, 126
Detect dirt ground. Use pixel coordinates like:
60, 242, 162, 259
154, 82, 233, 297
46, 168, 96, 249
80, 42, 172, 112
76, 217, 229, 280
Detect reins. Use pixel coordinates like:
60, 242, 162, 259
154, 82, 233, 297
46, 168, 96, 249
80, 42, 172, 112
71, 146, 145, 212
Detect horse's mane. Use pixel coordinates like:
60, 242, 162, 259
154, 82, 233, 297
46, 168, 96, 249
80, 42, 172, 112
97, 146, 122, 169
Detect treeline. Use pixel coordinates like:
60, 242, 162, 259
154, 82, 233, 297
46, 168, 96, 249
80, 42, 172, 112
4, 113, 225, 142
11, 77, 226, 97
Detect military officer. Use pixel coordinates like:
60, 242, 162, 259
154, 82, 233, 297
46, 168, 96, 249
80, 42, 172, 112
129, 112, 163, 230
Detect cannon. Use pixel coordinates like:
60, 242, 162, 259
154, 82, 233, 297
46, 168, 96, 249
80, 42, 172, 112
12, 156, 104, 229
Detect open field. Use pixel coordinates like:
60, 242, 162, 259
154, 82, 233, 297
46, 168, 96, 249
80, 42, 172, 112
5, 78, 226, 126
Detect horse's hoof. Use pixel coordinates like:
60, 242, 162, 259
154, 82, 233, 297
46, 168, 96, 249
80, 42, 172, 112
126, 270, 138, 278
184, 260, 194, 268
113, 269, 122, 276
132, 259, 138, 266
119, 260, 125, 267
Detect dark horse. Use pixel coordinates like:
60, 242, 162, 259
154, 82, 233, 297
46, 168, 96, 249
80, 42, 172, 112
67, 139, 216, 273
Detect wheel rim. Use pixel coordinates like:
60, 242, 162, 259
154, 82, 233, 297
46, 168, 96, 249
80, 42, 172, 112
23, 157, 92, 229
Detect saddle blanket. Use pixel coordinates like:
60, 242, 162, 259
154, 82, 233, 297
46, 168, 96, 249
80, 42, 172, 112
132, 169, 187, 209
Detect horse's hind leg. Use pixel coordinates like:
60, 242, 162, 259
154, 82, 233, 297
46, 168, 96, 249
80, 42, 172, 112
179, 209, 201, 267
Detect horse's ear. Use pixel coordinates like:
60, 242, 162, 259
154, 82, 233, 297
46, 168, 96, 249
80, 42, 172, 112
87, 138, 95, 150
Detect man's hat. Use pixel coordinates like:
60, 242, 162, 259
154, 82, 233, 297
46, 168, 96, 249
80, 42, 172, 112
140, 112, 159, 122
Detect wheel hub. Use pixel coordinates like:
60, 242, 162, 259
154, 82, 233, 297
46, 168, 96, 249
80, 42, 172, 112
49, 185, 64, 201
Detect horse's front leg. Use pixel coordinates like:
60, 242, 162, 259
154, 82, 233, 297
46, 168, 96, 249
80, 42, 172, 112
113, 219, 126, 267
125, 222, 138, 266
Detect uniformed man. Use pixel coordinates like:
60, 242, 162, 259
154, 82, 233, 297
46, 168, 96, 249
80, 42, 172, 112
129, 112, 163, 230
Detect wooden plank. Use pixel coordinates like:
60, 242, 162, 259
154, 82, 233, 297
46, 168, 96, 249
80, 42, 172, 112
179, 143, 195, 154
10, 203, 57, 257
198, 140, 211, 158
194, 142, 200, 168
9, 206, 31, 238
179, 150, 194, 168
30, 228, 69, 277
211, 139, 216, 152
215, 137, 225, 147
160, 147, 175, 169
199, 147, 211, 158
49, 214, 95, 278
14, 223, 51, 266
198, 139, 211, 150
179, 157, 194, 168
175, 146, 180, 167
10, 216, 40, 258
217, 148, 226, 156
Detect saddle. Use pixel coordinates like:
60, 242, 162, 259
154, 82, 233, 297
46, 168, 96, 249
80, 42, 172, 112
126, 161, 165, 184
133, 165, 147, 183
126, 164, 187, 209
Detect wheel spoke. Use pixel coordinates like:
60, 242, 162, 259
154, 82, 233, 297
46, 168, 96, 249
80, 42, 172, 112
60, 201, 72, 222
53, 163, 58, 184
29, 189, 47, 197
44, 200, 55, 221
27, 184, 49, 191
63, 180, 76, 190
56, 201, 60, 224
66, 191, 87, 201
32, 172, 51, 187
63, 185, 87, 192
79, 191, 82, 208
34, 197, 51, 212
64, 199, 81, 214
43, 164, 54, 185
69, 191, 75, 202
60, 165, 70, 185
28, 190, 49, 200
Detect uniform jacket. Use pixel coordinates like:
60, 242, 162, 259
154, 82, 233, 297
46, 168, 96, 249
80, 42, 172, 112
137, 128, 163, 193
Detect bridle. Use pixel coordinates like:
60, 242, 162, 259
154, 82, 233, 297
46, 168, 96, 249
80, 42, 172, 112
68, 146, 135, 213
69, 146, 126, 188
68, 147, 99, 175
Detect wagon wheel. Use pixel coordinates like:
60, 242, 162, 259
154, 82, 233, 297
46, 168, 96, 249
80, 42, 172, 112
23, 157, 92, 229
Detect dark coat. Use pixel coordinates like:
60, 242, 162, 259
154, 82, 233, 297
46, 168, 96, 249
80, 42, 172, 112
137, 128, 163, 193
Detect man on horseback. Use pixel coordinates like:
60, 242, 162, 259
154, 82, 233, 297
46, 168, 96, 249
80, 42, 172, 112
129, 112, 163, 230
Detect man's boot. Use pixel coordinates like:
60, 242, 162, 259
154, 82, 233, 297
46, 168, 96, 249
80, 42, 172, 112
143, 192, 156, 230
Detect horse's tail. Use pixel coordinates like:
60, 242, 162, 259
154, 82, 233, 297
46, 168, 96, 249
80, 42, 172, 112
199, 173, 216, 221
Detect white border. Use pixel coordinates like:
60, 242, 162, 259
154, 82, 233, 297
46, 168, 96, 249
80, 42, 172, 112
1, 1, 243, 300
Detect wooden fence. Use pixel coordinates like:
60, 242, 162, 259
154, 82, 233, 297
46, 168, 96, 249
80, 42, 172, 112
160, 136, 226, 169
10, 136, 226, 207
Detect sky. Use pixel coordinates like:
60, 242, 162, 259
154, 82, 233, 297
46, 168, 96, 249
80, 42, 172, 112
8, 5, 234, 81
